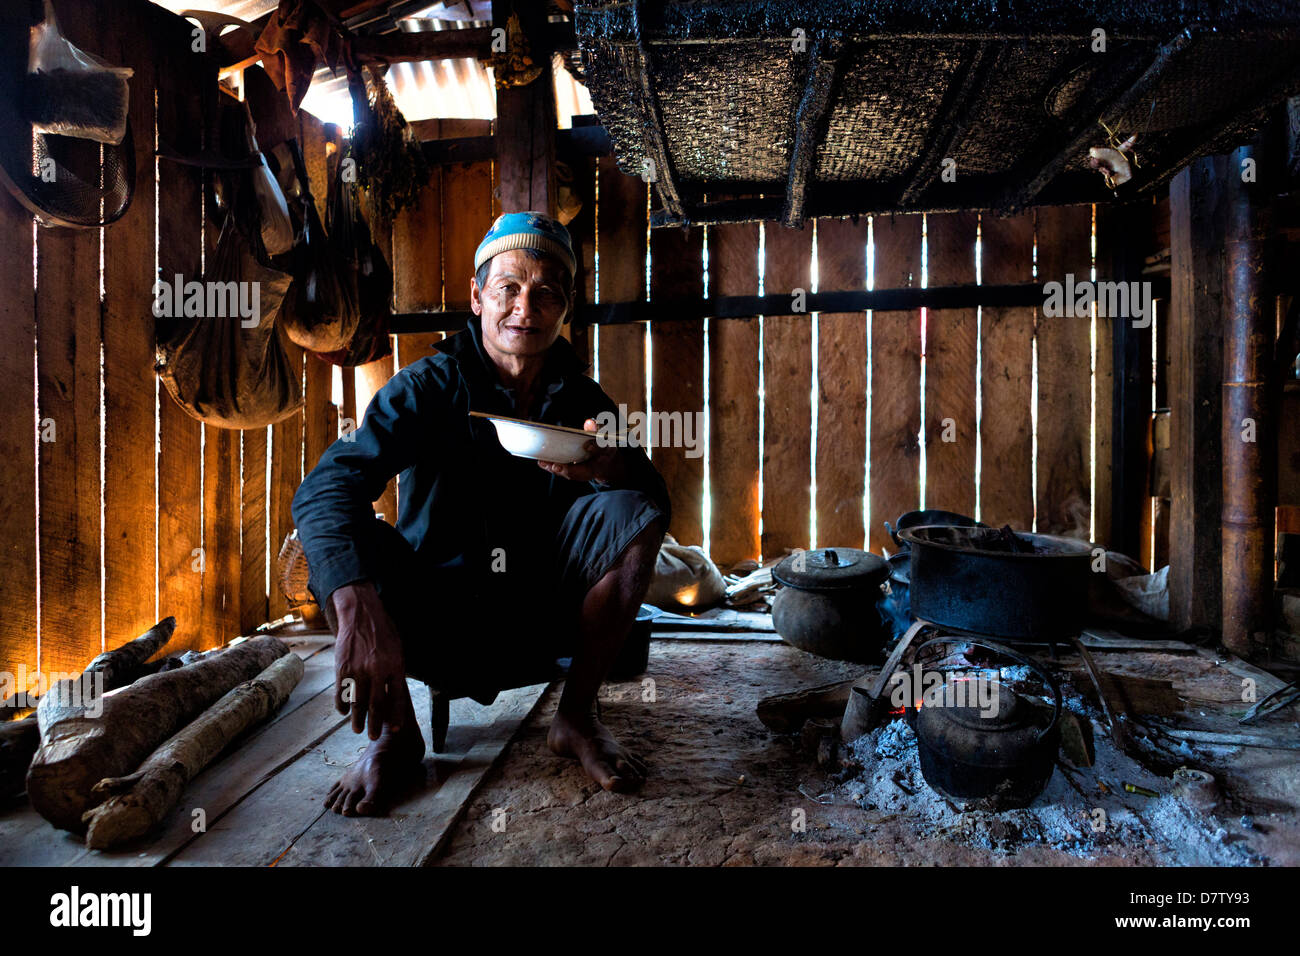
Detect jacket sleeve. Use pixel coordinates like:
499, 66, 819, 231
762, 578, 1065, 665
291, 363, 444, 607
586, 384, 673, 527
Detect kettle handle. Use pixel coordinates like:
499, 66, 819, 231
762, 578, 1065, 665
912, 636, 1062, 743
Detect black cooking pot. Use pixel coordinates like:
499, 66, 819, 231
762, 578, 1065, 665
911, 637, 1062, 809
771, 548, 891, 662
899, 525, 1092, 640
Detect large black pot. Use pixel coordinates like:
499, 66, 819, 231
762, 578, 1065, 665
771, 548, 891, 662
899, 526, 1091, 640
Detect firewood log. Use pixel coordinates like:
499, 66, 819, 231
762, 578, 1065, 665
1, 618, 177, 801
27, 636, 291, 833
84, 617, 178, 690
36, 617, 177, 731
82, 652, 304, 849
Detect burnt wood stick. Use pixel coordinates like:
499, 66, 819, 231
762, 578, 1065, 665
82, 652, 304, 849
27, 636, 291, 833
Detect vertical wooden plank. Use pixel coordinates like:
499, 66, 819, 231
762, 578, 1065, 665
155, 15, 207, 653
302, 359, 334, 488
393, 168, 444, 365
1035, 205, 1094, 537
100, 0, 159, 650
268, 380, 304, 622
813, 217, 868, 550
33, 255, 100, 680
1168, 158, 1227, 632
595, 157, 647, 417
761, 224, 813, 558
34, 1, 104, 673
443, 159, 494, 312
649, 226, 704, 546
240, 427, 269, 633
201, 427, 240, 644
0, 123, 36, 688
355, 356, 397, 525
708, 223, 761, 566
868, 214, 923, 555
1092, 204, 1114, 547
979, 211, 1036, 530
303, 354, 335, 472
923, 212, 979, 519
566, 155, 597, 369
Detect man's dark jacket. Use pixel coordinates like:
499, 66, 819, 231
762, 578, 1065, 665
292, 316, 671, 609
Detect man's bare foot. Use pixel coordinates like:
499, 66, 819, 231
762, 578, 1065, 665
548, 709, 647, 792
324, 722, 426, 816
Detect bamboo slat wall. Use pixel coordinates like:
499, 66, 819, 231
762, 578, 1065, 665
0, 0, 344, 693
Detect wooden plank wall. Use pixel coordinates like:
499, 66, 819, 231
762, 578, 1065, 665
0, 0, 345, 698
580, 188, 1114, 568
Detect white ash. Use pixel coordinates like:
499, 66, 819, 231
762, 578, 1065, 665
835, 715, 1262, 864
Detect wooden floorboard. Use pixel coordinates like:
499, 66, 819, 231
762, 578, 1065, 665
279, 684, 548, 867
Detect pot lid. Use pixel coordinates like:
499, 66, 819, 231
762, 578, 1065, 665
772, 547, 888, 591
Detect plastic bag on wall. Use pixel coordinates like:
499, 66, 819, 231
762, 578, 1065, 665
24, 0, 133, 145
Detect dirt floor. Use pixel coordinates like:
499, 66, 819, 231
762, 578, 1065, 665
438, 638, 1300, 866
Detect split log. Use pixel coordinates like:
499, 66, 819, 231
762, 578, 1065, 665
82, 652, 304, 849
27, 635, 291, 832
1, 618, 176, 801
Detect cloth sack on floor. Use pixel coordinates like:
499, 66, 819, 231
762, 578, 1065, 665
645, 533, 726, 611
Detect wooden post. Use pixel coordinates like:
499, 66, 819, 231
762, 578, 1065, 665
1221, 143, 1276, 656
1168, 157, 1227, 633
493, 1, 556, 217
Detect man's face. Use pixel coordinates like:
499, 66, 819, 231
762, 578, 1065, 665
470, 249, 571, 362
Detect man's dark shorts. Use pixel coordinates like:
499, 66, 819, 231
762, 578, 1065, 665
331, 489, 666, 700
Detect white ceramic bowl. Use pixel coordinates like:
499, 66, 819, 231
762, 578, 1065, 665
472, 411, 595, 463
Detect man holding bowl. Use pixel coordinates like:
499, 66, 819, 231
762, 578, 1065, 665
293, 212, 670, 815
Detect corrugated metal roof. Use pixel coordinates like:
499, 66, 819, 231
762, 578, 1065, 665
151, 1, 592, 128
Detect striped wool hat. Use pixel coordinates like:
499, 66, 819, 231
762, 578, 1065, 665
474, 211, 576, 278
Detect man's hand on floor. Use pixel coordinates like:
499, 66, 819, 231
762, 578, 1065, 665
331, 581, 410, 740
537, 417, 626, 485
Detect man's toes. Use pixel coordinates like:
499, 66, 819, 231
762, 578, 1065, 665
341, 787, 364, 817
325, 783, 341, 808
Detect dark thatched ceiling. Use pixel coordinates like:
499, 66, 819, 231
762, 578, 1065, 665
576, 0, 1300, 226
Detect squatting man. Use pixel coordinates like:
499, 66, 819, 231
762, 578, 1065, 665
293, 212, 671, 815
